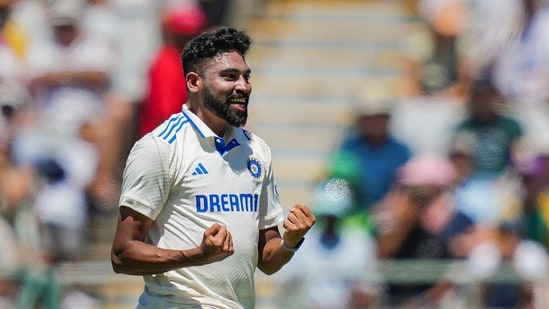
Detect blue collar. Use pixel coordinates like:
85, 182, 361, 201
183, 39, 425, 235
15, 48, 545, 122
182, 105, 242, 156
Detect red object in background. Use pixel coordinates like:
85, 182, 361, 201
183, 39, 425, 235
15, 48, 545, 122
138, 45, 187, 137
162, 4, 207, 36
138, 4, 207, 137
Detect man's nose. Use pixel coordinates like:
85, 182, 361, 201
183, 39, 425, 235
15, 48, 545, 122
235, 76, 251, 93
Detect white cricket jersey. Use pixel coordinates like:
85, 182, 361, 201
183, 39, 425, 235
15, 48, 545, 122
119, 105, 284, 309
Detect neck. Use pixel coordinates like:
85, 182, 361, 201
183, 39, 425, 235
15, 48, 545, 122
188, 103, 227, 136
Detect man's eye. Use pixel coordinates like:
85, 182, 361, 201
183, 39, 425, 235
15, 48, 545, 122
223, 73, 251, 82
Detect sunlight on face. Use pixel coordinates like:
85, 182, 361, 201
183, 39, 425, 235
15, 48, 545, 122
200, 52, 252, 127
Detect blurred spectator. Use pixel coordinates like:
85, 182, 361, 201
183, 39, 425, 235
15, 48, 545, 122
20, 0, 108, 130
0, 211, 20, 307
8, 0, 50, 46
494, 224, 549, 308
492, 0, 549, 103
138, 3, 206, 137
10, 123, 99, 266
0, 0, 27, 58
446, 74, 524, 229
513, 152, 549, 248
0, 140, 62, 309
0, 82, 27, 153
16, 0, 125, 211
103, 0, 162, 160
390, 93, 466, 155
81, 0, 151, 165
82, 0, 121, 45
338, 86, 411, 210
461, 0, 522, 78
274, 176, 383, 309
0, 0, 26, 86
445, 140, 547, 308
108, 0, 161, 105
371, 153, 475, 307
450, 74, 524, 177
320, 150, 364, 217
489, 0, 549, 157
448, 215, 549, 307
449, 130, 523, 227
391, 0, 471, 156
0, 174, 63, 309
0, 67, 96, 307
33, 158, 89, 263
401, 0, 469, 99
198, 0, 232, 29
23, 0, 113, 122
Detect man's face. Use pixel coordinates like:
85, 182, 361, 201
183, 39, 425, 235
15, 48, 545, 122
199, 51, 252, 127
53, 23, 78, 47
469, 83, 500, 121
358, 114, 389, 143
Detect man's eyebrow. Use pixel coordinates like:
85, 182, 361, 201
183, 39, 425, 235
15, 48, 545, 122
219, 68, 252, 75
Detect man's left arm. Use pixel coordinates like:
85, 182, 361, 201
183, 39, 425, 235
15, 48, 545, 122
257, 204, 315, 275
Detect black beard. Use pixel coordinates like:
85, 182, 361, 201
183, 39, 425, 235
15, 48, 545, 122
203, 87, 248, 127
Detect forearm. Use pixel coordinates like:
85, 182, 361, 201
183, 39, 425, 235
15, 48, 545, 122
257, 204, 315, 275
257, 237, 296, 275
375, 213, 418, 258
31, 71, 109, 89
111, 241, 204, 276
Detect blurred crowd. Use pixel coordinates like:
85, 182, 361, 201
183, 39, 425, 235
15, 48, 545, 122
0, 0, 230, 307
274, 0, 549, 308
3, 0, 549, 308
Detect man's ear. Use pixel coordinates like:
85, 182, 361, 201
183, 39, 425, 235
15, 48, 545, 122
186, 72, 201, 93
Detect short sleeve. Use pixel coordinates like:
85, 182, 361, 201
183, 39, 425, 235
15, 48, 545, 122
119, 135, 172, 219
255, 140, 284, 230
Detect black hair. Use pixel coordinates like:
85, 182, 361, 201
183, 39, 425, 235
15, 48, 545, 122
181, 27, 251, 76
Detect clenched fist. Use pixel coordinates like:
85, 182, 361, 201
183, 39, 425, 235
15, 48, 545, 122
282, 204, 316, 248
200, 223, 234, 263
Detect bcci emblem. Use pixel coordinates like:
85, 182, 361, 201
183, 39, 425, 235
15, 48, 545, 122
247, 157, 264, 181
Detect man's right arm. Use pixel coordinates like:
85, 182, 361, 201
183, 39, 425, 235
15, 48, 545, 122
111, 206, 234, 275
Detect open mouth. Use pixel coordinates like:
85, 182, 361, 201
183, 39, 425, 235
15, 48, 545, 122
228, 97, 248, 111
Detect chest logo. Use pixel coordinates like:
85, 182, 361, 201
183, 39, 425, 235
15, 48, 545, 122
247, 157, 264, 181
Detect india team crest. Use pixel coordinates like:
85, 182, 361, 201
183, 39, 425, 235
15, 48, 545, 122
247, 157, 264, 181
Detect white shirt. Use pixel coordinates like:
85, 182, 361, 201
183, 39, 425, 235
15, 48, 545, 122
120, 105, 284, 309
32, 181, 88, 230
493, 5, 549, 104
274, 225, 380, 309
23, 32, 115, 136
108, 0, 161, 102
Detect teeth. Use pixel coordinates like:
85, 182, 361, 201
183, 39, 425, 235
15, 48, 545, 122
230, 98, 247, 103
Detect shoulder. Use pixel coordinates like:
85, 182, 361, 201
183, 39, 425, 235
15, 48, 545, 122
236, 128, 275, 170
493, 114, 523, 130
454, 118, 474, 130
132, 116, 193, 156
152, 113, 194, 145
498, 114, 524, 135
125, 132, 182, 180
498, 114, 522, 125
340, 134, 361, 149
240, 128, 271, 152
536, 5, 549, 22
128, 133, 167, 161
387, 137, 412, 153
